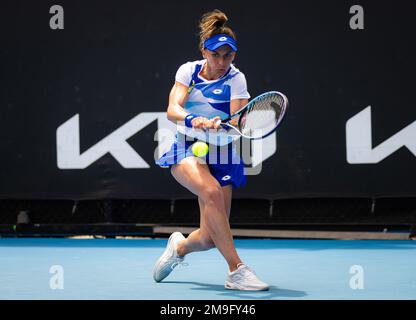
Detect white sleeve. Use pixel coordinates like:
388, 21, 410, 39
230, 72, 250, 100
175, 62, 192, 87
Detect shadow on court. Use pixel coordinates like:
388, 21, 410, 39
163, 281, 307, 299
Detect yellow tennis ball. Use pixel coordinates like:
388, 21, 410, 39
192, 141, 209, 157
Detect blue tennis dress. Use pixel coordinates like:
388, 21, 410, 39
156, 59, 250, 188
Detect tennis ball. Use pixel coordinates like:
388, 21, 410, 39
192, 141, 209, 157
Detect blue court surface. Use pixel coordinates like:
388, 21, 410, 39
0, 238, 415, 300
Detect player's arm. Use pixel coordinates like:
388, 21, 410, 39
229, 98, 248, 126
166, 81, 190, 123
167, 81, 212, 129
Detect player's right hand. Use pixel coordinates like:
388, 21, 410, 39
191, 116, 209, 130
191, 116, 221, 130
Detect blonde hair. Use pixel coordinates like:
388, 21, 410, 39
198, 9, 236, 50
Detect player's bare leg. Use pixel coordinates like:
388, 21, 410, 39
171, 157, 242, 272
176, 185, 232, 255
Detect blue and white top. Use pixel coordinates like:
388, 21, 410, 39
175, 59, 250, 145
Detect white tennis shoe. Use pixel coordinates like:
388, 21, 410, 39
225, 264, 269, 291
153, 232, 186, 282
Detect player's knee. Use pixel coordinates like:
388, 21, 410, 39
200, 185, 223, 206
200, 236, 215, 250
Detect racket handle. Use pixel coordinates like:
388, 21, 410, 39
215, 119, 222, 126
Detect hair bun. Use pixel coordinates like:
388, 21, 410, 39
198, 9, 236, 50
212, 10, 228, 28
199, 9, 228, 33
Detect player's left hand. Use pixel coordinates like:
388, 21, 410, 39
204, 116, 221, 130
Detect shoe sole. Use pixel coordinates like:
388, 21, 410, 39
225, 281, 269, 291
153, 232, 182, 282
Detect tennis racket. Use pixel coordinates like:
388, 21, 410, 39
215, 91, 288, 139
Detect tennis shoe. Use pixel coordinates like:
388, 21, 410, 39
225, 264, 269, 291
153, 232, 186, 282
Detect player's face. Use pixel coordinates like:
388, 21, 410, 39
203, 46, 236, 78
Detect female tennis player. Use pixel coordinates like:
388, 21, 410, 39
153, 9, 269, 291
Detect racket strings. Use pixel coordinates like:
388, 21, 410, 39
240, 94, 284, 137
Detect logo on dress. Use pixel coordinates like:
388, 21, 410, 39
213, 89, 223, 94
219, 37, 227, 41
221, 175, 231, 181
188, 80, 196, 94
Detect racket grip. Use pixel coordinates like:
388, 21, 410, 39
215, 119, 222, 126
